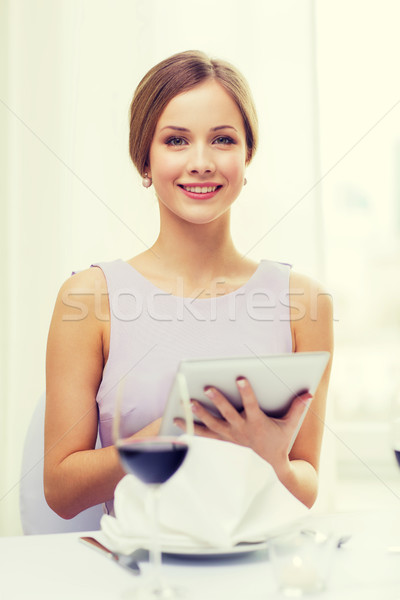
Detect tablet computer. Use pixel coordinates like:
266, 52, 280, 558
160, 351, 330, 438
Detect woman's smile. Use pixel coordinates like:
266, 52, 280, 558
178, 183, 223, 200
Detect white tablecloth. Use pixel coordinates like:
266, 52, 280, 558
1, 510, 400, 599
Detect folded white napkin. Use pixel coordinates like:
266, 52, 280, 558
100, 436, 308, 554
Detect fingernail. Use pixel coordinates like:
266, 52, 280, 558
190, 400, 199, 413
236, 378, 246, 388
204, 387, 215, 398
299, 392, 312, 405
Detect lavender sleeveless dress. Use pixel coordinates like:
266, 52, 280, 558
93, 259, 293, 454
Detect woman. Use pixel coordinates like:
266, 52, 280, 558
44, 50, 333, 519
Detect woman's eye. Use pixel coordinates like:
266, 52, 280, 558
166, 137, 187, 147
213, 136, 235, 145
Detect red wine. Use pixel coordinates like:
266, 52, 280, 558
394, 449, 400, 468
118, 440, 188, 484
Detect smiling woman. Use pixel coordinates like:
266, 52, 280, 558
147, 79, 247, 226
43, 50, 333, 521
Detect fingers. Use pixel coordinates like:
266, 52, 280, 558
203, 387, 242, 425
236, 378, 261, 420
299, 391, 313, 405
191, 396, 232, 435
283, 392, 313, 425
174, 418, 185, 430
174, 397, 231, 437
201, 379, 261, 425
174, 388, 240, 440
174, 418, 221, 439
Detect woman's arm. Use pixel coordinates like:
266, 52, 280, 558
44, 267, 124, 518
44, 267, 161, 519
284, 271, 334, 507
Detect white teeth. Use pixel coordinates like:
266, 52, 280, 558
183, 186, 218, 193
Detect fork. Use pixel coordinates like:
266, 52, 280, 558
79, 536, 141, 575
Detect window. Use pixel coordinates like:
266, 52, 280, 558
316, 1, 400, 479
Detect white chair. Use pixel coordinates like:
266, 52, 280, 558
20, 393, 104, 534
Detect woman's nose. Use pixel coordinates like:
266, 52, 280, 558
187, 145, 216, 175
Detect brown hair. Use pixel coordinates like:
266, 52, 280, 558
129, 50, 258, 175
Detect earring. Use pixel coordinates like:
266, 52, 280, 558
243, 177, 247, 186
142, 172, 152, 188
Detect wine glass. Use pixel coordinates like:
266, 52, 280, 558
113, 376, 192, 599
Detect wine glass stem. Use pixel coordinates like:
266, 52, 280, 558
148, 484, 165, 591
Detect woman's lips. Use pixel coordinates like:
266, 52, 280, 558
178, 184, 222, 200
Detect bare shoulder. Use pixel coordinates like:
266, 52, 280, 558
54, 266, 109, 323
290, 269, 332, 296
59, 266, 108, 295
289, 270, 333, 319
47, 267, 109, 396
289, 270, 333, 352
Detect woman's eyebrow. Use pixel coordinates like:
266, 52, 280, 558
211, 125, 238, 132
159, 125, 238, 133
160, 126, 190, 132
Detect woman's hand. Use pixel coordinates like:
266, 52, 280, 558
174, 377, 312, 477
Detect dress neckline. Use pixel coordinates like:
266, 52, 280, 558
119, 259, 265, 301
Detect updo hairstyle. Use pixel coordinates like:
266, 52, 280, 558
129, 50, 258, 176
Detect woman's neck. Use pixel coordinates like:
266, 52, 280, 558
128, 208, 259, 298
151, 218, 241, 281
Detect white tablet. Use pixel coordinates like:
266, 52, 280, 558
160, 351, 330, 438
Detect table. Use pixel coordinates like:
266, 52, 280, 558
1, 510, 400, 599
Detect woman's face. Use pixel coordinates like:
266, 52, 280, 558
148, 79, 247, 225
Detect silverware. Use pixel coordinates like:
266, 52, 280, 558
79, 536, 141, 575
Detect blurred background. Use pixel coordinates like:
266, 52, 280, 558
1, 0, 400, 535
